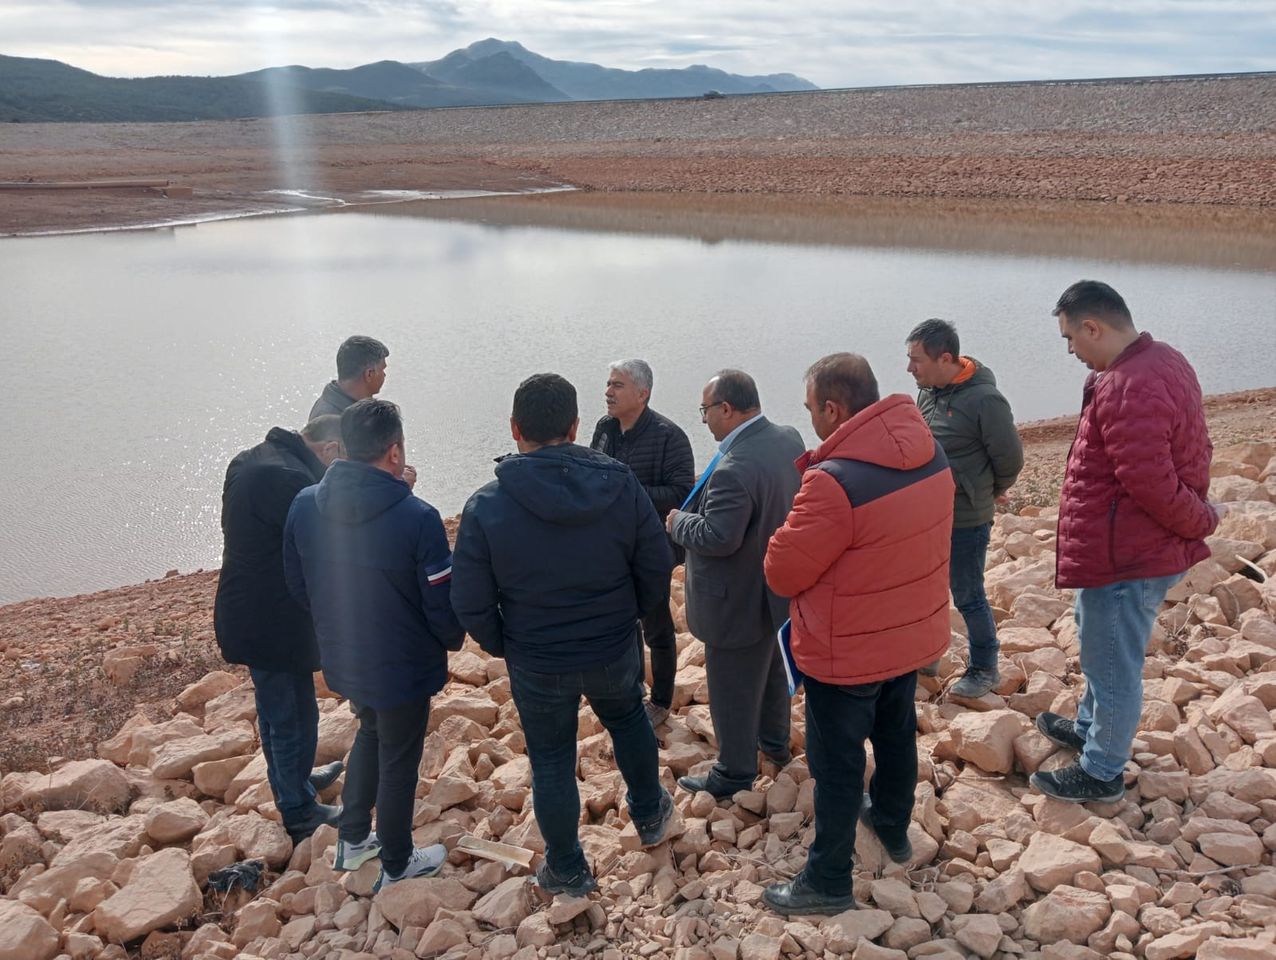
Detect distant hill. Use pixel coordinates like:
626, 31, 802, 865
0, 41, 818, 123
0, 55, 407, 123
414, 39, 818, 100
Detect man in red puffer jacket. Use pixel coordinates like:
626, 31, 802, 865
760, 353, 954, 915
1033, 280, 1222, 804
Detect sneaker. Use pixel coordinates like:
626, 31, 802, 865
333, 832, 382, 872
1035, 712, 1086, 752
1030, 763, 1125, 804
535, 860, 598, 898
372, 844, 448, 893
636, 788, 675, 848
762, 872, 854, 916
644, 701, 670, 727
950, 668, 1000, 699
859, 797, 912, 864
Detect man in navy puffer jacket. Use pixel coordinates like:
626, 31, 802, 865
451, 373, 677, 898
284, 399, 464, 891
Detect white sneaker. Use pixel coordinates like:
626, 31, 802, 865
332, 832, 381, 872
372, 844, 447, 892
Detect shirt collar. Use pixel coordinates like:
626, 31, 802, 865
719, 413, 763, 454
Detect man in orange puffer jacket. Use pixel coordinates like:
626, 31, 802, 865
761, 353, 955, 916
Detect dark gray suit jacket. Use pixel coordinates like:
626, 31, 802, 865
670, 416, 805, 649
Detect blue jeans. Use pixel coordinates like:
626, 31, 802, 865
950, 523, 998, 671
1075, 573, 1182, 781
802, 671, 917, 896
508, 640, 662, 878
249, 668, 319, 825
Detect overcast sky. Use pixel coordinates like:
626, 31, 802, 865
3, 1, 1274, 87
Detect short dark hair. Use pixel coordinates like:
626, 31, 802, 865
709, 369, 760, 412
336, 336, 389, 381
1052, 280, 1134, 329
512, 373, 578, 443
301, 414, 342, 443
806, 353, 880, 416
906, 318, 961, 361
341, 398, 403, 463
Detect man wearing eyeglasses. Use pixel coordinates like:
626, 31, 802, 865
665, 369, 805, 798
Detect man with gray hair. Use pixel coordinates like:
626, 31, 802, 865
310, 336, 390, 420
592, 359, 695, 725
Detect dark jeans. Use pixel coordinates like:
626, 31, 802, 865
703, 634, 791, 792
639, 598, 678, 709
249, 668, 319, 826
951, 522, 998, 671
339, 699, 431, 877
509, 640, 662, 878
801, 671, 918, 896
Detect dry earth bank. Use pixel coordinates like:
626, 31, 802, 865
1, 392, 1275, 959
2, 74, 1274, 235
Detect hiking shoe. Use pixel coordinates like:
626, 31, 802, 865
333, 831, 382, 872
1036, 712, 1086, 752
535, 860, 598, 898
636, 788, 675, 848
308, 761, 344, 792
859, 797, 912, 864
950, 668, 1000, 699
762, 872, 854, 916
676, 774, 737, 800
918, 659, 941, 678
286, 802, 342, 843
1031, 762, 1125, 804
644, 701, 670, 727
372, 844, 448, 892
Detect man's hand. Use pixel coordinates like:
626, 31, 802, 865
666, 509, 679, 535
995, 493, 1010, 506
403, 465, 418, 490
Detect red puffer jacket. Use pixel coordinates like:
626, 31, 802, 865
765, 395, 955, 686
1056, 333, 1217, 589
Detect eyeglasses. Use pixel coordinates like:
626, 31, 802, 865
698, 401, 725, 416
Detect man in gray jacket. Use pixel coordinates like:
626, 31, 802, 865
908, 319, 1024, 698
666, 369, 805, 798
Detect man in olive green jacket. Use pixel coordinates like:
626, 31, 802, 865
907, 319, 1024, 698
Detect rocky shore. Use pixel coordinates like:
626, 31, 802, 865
1, 400, 1275, 959
2, 73, 1274, 235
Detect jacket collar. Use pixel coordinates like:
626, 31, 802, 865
720, 413, 766, 455
1105, 331, 1154, 374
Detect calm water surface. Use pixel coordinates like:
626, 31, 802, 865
1, 196, 1273, 603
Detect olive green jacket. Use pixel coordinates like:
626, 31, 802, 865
917, 359, 1023, 528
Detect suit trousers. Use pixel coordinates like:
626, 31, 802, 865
703, 633, 791, 792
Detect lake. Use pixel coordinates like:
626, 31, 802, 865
1, 193, 1273, 603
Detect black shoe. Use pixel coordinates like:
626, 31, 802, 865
1035, 712, 1085, 752
1030, 763, 1125, 804
762, 749, 792, 767
309, 761, 344, 792
286, 802, 342, 842
636, 789, 674, 848
535, 861, 598, 898
676, 774, 739, 800
859, 797, 912, 864
762, 873, 854, 916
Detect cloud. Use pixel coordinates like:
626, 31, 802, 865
1, 0, 1272, 85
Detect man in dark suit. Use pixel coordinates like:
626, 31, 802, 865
666, 369, 805, 798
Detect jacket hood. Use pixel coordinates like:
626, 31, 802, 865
315, 459, 411, 524
923, 357, 997, 395
264, 427, 326, 480
494, 443, 629, 525
806, 394, 936, 471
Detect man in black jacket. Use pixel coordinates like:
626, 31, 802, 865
213, 416, 346, 841
591, 359, 695, 725
452, 373, 677, 898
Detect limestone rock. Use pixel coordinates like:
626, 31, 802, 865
952, 914, 1003, 959
145, 797, 209, 844
176, 671, 242, 714
473, 876, 533, 929
948, 709, 1025, 774
21, 758, 131, 814
1022, 885, 1111, 945
0, 899, 60, 960
93, 847, 201, 944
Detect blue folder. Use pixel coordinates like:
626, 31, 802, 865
777, 619, 804, 696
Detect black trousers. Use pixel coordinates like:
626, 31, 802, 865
339, 699, 430, 877
802, 671, 918, 896
703, 634, 791, 792
639, 599, 678, 709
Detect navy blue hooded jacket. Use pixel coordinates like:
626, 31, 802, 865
283, 459, 464, 709
450, 443, 673, 674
